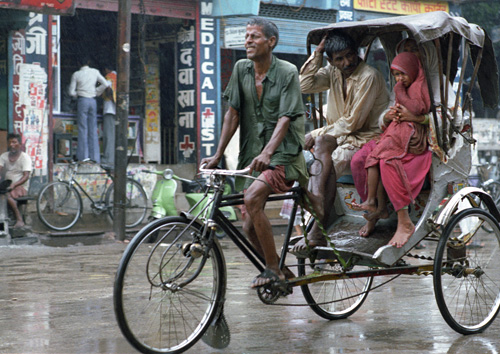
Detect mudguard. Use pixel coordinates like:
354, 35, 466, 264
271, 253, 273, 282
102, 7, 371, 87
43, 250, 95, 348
433, 186, 500, 226
151, 179, 178, 218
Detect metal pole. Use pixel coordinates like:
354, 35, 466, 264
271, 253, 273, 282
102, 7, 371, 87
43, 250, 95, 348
114, 0, 131, 241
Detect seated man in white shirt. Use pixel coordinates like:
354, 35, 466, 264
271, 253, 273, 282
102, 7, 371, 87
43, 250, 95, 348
0, 134, 32, 228
295, 31, 389, 250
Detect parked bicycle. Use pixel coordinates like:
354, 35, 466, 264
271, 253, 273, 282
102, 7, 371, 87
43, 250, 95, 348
37, 160, 148, 231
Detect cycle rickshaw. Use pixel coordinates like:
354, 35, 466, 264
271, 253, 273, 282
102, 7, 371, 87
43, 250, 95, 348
113, 11, 500, 354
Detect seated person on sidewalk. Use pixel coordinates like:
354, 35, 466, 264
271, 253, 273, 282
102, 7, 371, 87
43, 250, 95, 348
295, 31, 389, 250
0, 133, 32, 228
351, 52, 432, 248
201, 18, 309, 289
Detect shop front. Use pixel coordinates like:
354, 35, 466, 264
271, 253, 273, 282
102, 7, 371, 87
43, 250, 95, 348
53, 1, 197, 166
0, 0, 202, 202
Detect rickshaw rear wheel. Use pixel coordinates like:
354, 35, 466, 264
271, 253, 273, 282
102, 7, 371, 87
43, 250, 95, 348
297, 258, 373, 320
434, 208, 500, 334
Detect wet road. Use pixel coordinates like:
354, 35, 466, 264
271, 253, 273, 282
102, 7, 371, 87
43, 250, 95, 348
1, 234, 500, 354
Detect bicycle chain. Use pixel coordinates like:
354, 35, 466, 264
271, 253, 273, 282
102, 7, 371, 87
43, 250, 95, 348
404, 253, 434, 276
266, 272, 403, 307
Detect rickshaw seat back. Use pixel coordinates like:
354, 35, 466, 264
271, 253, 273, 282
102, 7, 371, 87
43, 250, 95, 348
336, 178, 430, 223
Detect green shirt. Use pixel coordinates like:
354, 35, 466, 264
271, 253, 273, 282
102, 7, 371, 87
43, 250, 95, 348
223, 55, 308, 191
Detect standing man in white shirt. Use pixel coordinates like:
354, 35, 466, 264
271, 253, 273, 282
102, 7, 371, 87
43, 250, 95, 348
68, 57, 109, 162
101, 65, 117, 165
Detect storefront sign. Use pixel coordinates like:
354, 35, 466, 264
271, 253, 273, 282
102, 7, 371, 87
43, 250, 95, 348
339, 0, 354, 22
224, 26, 246, 48
197, 0, 219, 161
473, 119, 500, 151
177, 24, 197, 163
144, 48, 161, 163
11, 13, 49, 174
0, 0, 75, 15
354, 0, 448, 15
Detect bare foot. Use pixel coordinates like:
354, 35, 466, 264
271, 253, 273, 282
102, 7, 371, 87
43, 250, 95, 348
359, 219, 376, 237
291, 233, 327, 253
388, 223, 415, 248
363, 207, 389, 222
351, 201, 377, 213
13, 221, 25, 228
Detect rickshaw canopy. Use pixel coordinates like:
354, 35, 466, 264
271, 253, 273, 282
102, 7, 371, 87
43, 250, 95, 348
306, 11, 499, 108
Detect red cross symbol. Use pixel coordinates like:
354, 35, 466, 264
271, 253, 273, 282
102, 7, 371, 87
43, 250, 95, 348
202, 107, 214, 119
179, 135, 194, 151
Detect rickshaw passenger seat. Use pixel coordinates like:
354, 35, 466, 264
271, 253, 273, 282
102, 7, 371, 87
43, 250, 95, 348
337, 175, 354, 184
335, 174, 430, 189
421, 175, 431, 191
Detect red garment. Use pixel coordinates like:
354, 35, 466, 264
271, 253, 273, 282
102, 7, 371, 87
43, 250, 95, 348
391, 52, 431, 116
358, 52, 432, 209
380, 150, 432, 211
351, 140, 432, 210
367, 52, 430, 166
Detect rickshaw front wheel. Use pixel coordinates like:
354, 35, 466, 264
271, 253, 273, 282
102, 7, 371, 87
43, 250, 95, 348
434, 208, 500, 334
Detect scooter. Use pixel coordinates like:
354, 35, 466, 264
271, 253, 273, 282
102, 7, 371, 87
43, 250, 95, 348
142, 168, 238, 237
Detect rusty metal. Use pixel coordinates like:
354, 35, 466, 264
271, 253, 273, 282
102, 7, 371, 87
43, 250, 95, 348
434, 38, 448, 152
306, 39, 319, 131
114, 0, 132, 241
462, 46, 484, 116
289, 264, 436, 287
453, 41, 469, 121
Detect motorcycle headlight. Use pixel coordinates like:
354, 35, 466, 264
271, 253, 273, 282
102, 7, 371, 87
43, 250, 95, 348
163, 169, 174, 180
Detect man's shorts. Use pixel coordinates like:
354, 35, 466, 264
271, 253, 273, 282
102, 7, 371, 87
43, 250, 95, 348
261, 165, 294, 194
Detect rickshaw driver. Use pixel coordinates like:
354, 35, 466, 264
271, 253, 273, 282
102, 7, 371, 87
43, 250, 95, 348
201, 18, 310, 289
294, 31, 389, 250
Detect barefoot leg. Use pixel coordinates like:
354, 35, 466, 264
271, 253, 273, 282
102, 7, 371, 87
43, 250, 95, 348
375, 180, 389, 220
388, 208, 415, 248
359, 218, 377, 237
352, 166, 380, 213
351, 200, 377, 213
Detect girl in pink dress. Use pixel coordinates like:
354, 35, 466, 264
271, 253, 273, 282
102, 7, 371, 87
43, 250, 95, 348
352, 52, 432, 247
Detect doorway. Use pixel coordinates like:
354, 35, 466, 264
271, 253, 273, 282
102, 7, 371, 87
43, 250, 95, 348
159, 42, 176, 164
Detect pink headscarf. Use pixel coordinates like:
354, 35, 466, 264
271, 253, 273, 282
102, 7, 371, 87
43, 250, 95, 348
391, 52, 431, 116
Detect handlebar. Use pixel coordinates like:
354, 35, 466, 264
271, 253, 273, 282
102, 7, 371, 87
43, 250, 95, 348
199, 164, 251, 176
141, 169, 162, 175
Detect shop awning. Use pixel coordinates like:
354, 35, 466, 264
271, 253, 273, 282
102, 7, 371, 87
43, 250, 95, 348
75, 0, 196, 19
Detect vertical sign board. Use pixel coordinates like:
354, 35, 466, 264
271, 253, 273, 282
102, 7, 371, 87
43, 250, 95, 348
144, 46, 161, 163
11, 13, 49, 175
0, 37, 7, 130
339, 0, 355, 22
197, 0, 218, 162
177, 24, 197, 163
